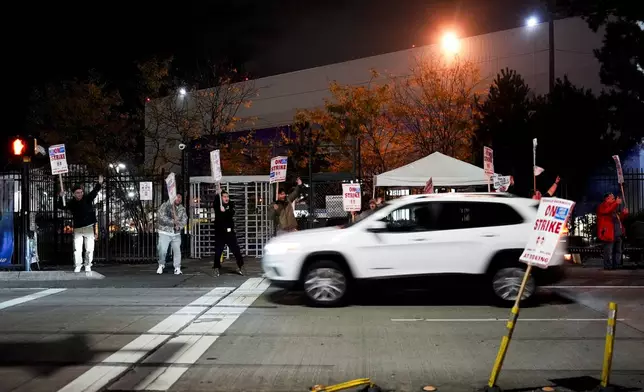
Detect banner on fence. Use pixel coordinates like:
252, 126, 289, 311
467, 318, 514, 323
140, 182, 153, 201
342, 183, 362, 212
612, 155, 624, 184
483, 146, 494, 178
165, 173, 177, 202
48, 144, 69, 175
210, 150, 222, 182
519, 197, 575, 268
269, 156, 287, 184
0, 179, 15, 266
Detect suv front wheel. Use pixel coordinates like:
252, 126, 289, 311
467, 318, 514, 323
303, 260, 349, 307
491, 267, 536, 305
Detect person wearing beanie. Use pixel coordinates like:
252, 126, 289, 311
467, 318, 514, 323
268, 177, 303, 235
58, 175, 103, 272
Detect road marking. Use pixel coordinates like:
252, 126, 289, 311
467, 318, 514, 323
544, 285, 644, 289
0, 288, 66, 311
391, 318, 626, 322
57, 286, 236, 392
108, 278, 270, 391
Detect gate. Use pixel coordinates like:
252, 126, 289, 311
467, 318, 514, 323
190, 176, 273, 259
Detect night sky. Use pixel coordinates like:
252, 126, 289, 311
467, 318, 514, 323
5, 0, 542, 161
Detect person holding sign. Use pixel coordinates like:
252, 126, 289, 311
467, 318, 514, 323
269, 177, 303, 235
212, 186, 245, 277
597, 192, 629, 270
532, 176, 560, 200
156, 194, 188, 275
58, 175, 103, 273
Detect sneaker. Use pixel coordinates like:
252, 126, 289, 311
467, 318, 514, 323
156, 265, 164, 275
174, 268, 182, 275
74, 266, 82, 273
84, 265, 92, 273
237, 266, 246, 276
213, 268, 220, 277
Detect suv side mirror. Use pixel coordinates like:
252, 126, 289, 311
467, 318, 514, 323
366, 220, 387, 233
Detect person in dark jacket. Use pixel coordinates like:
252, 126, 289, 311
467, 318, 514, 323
58, 176, 103, 272
213, 185, 245, 277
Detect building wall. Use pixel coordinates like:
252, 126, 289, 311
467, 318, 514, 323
146, 17, 605, 172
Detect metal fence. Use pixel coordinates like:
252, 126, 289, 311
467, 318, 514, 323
0, 165, 179, 268
564, 169, 644, 250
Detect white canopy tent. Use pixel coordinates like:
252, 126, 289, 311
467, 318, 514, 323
375, 152, 491, 188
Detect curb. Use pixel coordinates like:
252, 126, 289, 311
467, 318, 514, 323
0, 271, 106, 281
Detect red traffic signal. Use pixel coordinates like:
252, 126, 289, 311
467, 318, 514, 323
12, 137, 26, 156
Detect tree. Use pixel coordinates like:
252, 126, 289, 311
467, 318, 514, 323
28, 72, 133, 171
530, 77, 612, 200
300, 72, 414, 181
475, 68, 534, 187
392, 55, 482, 161
143, 63, 258, 174
557, 1, 644, 152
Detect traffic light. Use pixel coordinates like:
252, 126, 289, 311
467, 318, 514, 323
12, 137, 26, 156
9, 136, 36, 162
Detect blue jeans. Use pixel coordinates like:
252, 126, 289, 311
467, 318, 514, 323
158, 233, 182, 269
603, 236, 623, 269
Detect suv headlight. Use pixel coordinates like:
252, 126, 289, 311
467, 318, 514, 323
264, 242, 300, 255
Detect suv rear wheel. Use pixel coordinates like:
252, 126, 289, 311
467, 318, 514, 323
491, 267, 536, 305
303, 260, 349, 307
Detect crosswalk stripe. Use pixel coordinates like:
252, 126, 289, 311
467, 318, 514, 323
0, 288, 66, 311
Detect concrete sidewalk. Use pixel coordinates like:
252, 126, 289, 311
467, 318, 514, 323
0, 258, 263, 288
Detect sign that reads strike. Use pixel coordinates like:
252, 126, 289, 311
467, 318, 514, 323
519, 197, 575, 268
269, 156, 288, 184
48, 144, 69, 175
342, 183, 361, 212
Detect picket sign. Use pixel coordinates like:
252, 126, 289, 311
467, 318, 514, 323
270, 156, 288, 199
210, 150, 223, 208
342, 183, 361, 212
483, 146, 494, 192
487, 197, 575, 388
165, 173, 178, 222
613, 155, 626, 203
48, 144, 69, 207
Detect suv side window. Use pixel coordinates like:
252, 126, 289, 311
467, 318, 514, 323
432, 201, 524, 231
382, 202, 435, 232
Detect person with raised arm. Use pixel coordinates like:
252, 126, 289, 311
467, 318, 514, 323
58, 175, 103, 273
212, 185, 245, 277
269, 177, 303, 235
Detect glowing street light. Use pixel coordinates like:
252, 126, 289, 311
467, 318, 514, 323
179, 88, 187, 96
441, 32, 461, 54
526, 16, 538, 27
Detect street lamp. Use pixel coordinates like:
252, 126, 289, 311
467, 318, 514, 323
441, 32, 460, 55
526, 16, 538, 27
179, 88, 187, 96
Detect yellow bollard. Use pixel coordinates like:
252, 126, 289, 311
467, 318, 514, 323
486, 265, 533, 391
600, 302, 618, 390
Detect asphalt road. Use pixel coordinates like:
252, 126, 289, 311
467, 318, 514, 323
1, 261, 643, 392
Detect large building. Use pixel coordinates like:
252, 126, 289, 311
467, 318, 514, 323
145, 17, 604, 173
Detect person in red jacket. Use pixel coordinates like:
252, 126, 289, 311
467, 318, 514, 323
597, 192, 629, 270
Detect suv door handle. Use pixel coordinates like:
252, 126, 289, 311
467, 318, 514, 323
411, 238, 428, 242
481, 234, 499, 238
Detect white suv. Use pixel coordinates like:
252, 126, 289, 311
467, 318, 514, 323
262, 193, 567, 307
